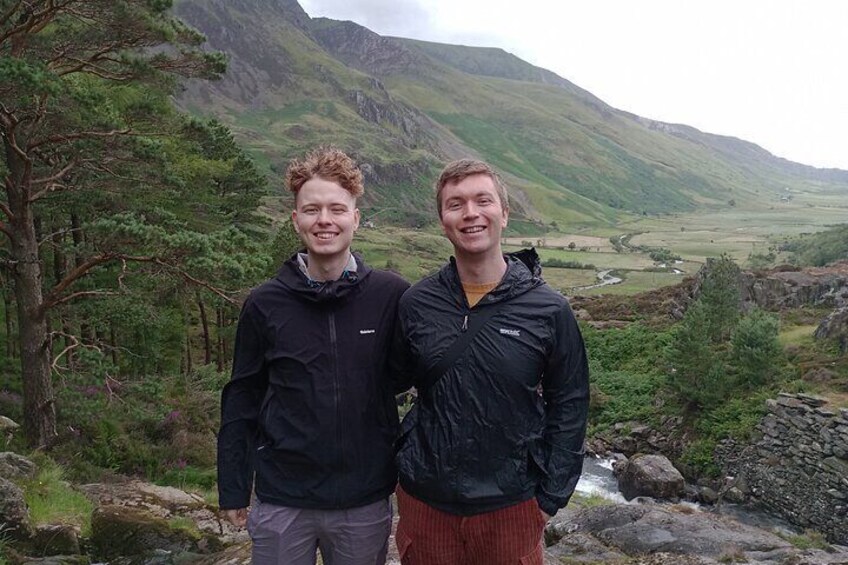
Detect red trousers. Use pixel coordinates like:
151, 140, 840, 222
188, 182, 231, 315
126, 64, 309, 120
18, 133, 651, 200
395, 486, 546, 565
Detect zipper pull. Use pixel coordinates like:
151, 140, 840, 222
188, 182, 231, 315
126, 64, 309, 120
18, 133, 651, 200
462, 315, 468, 331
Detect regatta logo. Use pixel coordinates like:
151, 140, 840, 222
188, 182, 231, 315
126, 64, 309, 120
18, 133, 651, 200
359, 329, 376, 335
499, 328, 521, 337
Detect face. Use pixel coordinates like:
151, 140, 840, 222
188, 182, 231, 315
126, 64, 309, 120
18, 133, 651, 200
439, 173, 508, 259
292, 177, 360, 261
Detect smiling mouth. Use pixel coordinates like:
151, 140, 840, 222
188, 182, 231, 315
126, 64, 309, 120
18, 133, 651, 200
314, 232, 338, 240
460, 226, 486, 234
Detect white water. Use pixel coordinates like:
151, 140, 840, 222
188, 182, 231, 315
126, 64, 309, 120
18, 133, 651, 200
576, 457, 799, 535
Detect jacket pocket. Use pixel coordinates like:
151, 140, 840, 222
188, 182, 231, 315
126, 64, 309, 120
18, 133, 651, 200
528, 440, 550, 480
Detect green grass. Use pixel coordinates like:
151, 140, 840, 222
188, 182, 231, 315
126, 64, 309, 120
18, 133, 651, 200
779, 324, 817, 347
781, 529, 833, 551
570, 492, 614, 508
581, 270, 688, 296
21, 456, 94, 537
542, 267, 598, 292
354, 226, 451, 282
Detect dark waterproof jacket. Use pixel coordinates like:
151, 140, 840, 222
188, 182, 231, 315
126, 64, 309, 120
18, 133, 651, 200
393, 250, 589, 516
217, 253, 409, 510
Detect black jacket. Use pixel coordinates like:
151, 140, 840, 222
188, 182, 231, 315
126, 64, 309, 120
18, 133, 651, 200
217, 253, 409, 510
393, 250, 589, 516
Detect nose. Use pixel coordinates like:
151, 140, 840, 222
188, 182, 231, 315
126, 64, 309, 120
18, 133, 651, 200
317, 208, 332, 224
462, 201, 480, 218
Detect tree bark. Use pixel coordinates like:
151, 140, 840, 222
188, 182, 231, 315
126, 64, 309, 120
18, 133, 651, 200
184, 331, 193, 374
196, 292, 211, 365
216, 306, 224, 372
71, 213, 94, 344
12, 211, 57, 447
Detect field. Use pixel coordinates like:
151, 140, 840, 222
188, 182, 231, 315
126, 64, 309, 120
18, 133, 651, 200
311, 190, 846, 298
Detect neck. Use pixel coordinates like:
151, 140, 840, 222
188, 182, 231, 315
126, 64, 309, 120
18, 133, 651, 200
454, 247, 507, 285
306, 251, 351, 281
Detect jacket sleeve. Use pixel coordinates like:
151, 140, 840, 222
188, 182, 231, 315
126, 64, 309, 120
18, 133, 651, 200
389, 297, 416, 395
217, 297, 269, 510
536, 302, 590, 516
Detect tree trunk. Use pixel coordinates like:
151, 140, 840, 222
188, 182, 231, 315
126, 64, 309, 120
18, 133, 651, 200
3, 287, 13, 358
184, 331, 193, 374
110, 324, 118, 367
196, 292, 211, 365
12, 213, 57, 448
71, 213, 94, 345
216, 306, 224, 372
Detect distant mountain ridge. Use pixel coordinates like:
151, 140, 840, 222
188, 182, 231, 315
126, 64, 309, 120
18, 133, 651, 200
173, 0, 848, 227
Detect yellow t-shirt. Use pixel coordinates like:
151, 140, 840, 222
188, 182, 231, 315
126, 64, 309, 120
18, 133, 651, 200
462, 281, 499, 308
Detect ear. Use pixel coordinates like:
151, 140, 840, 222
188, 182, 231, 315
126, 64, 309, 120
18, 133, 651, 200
501, 205, 509, 228
353, 208, 361, 231
291, 210, 300, 233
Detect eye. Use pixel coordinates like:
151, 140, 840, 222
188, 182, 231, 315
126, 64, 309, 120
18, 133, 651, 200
331, 206, 348, 214
446, 201, 462, 210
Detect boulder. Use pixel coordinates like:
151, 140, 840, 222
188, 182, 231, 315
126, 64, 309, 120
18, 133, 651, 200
89, 504, 204, 561
617, 454, 685, 501
30, 524, 81, 556
0, 475, 33, 540
0, 415, 19, 433
0, 451, 37, 480
80, 480, 246, 547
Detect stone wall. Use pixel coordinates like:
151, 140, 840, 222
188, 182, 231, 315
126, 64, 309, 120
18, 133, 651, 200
718, 393, 848, 544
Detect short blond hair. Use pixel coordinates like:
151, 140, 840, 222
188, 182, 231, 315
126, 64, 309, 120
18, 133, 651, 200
435, 159, 507, 216
285, 146, 364, 198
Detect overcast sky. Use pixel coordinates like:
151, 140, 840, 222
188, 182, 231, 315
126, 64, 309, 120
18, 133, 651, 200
299, 0, 848, 170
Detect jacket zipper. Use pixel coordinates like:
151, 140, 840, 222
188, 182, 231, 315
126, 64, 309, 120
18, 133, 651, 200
329, 311, 341, 506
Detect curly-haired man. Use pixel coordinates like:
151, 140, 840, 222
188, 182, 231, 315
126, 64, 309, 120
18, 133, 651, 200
218, 147, 409, 564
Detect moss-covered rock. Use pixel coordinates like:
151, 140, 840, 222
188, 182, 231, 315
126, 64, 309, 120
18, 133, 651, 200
89, 505, 201, 561
0, 475, 33, 540
29, 524, 81, 556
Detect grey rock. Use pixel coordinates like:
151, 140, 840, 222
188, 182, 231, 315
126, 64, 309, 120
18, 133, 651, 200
0, 475, 32, 540
29, 524, 81, 556
0, 451, 37, 480
617, 454, 685, 501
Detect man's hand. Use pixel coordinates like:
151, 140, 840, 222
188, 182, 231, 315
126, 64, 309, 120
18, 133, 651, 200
223, 508, 248, 528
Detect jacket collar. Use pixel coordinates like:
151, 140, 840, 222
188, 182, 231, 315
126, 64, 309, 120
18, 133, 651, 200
440, 248, 543, 307
276, 250, 372, 303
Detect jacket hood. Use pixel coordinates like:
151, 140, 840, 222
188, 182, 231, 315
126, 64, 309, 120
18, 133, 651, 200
275, 251, 373, 303
440, 247, 544, 306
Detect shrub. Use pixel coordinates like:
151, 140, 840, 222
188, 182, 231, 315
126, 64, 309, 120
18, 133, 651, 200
730, 309, 782, 388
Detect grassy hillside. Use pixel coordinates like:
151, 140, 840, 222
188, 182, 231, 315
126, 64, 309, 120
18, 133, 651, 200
173, 0, 848, 231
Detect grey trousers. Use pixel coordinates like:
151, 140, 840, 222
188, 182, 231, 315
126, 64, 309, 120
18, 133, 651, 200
247, 497, 392, 565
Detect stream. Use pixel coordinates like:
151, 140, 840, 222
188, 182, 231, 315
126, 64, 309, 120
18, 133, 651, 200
575, 457, 799, 536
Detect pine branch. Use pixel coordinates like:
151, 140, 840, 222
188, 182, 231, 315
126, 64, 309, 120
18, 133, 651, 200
28, 128, 132, 150
41, 252, 119, 312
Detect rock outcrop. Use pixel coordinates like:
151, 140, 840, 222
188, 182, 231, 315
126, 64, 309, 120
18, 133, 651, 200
814, 306, 848, 352
545, 502, 848, 564
739, 263, 848, 311
80, 480, 247, 549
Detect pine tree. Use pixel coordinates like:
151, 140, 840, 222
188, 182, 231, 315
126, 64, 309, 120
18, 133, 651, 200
0, 0, 227, 447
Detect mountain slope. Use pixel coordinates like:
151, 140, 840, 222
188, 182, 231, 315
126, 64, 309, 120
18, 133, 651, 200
173, 0, 848, 229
